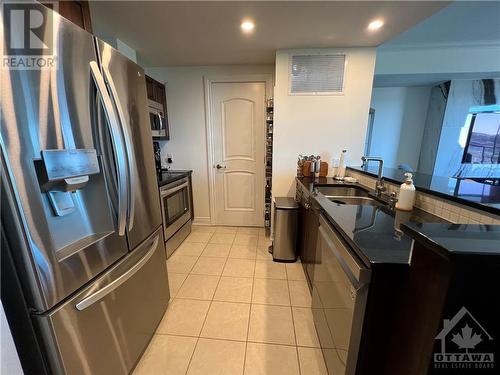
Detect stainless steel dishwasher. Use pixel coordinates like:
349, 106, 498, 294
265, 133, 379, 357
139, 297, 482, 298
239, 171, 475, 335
312, 215, 371, 375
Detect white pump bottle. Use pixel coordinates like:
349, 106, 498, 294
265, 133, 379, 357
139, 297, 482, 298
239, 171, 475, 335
395, 172, 416, 211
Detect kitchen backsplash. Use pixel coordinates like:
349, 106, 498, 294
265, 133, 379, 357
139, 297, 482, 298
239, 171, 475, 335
347, 170, 500, 225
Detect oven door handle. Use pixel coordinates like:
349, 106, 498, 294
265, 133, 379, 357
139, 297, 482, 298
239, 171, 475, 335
161, 181, 189, 197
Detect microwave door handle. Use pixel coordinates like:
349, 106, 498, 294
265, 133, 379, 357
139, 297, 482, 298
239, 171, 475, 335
102, 67, 136, 231
90, 61, 127, 236
157, 112, 163, 131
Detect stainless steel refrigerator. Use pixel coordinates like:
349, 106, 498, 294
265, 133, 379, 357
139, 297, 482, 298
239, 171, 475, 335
0, 3, 169, 374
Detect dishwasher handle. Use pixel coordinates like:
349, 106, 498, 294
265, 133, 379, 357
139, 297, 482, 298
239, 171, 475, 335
319, 215, 371, 286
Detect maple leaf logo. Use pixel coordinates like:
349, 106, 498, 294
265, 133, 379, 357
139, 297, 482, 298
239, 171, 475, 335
451, 324, 483, 353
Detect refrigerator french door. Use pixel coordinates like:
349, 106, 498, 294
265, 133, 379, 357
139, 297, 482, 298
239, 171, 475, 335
0, 3, 128, 312
96, 40, 162, 250
0, 3, 168, 374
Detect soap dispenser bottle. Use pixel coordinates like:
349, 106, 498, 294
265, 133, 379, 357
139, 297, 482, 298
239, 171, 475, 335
396, 172, 416, 211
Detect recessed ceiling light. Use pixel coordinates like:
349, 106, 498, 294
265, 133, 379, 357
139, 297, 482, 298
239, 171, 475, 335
241, 20, 255, 33
368, 19, 384, 31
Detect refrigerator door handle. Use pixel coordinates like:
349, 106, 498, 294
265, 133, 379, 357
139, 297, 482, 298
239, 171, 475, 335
90, 61, 128, 236
102, 67, 136, 231
75, 234, 159, 311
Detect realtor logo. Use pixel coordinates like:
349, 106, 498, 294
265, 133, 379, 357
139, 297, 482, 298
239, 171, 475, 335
2, 1, 57, 69
434, 306, 495, 370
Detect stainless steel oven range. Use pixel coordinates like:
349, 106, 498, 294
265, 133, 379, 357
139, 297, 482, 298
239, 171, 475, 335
160, 176, 192, 258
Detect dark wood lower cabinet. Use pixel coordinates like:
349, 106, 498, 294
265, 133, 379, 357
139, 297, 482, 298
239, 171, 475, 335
296, 182, 320, 289
385, 241, 500, 375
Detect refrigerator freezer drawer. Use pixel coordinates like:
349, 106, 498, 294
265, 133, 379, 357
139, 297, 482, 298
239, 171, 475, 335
34, 227, 169, 375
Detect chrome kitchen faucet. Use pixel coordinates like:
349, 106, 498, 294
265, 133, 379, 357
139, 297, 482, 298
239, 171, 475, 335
361, 156, 386, 196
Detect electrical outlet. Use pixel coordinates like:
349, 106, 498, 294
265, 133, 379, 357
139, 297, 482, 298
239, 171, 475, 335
166, 153, 173, 164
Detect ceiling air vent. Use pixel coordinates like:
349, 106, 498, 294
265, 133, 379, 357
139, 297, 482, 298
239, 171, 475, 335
289, 54, 346, 95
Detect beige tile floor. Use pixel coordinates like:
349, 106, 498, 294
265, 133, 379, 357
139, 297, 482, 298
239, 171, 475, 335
133, 225, 328, 375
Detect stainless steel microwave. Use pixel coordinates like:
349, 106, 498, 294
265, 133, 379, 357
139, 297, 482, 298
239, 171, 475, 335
148, 99, 167, 138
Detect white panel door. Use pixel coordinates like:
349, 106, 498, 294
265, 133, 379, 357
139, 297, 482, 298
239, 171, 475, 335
211, 82, 266, 226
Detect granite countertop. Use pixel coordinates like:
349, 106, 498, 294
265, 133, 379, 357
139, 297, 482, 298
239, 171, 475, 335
402, 222, 500, 259
297, 177, 446, 267
348, 166, 500, 214
157, 170, 192, 187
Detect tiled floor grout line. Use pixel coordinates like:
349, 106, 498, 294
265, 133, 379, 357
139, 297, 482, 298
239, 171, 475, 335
179, 235, 213, 375
155, 329, 320, 349
194, 235, 233, 337
179, 233, 215, 375
243, 244, 259, 375
169, 240, 209, 297
285, 264, 302, 375
242, 251, 257, 375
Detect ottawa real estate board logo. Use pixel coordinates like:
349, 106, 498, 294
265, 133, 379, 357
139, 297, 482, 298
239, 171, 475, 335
434, 306, 495, 370
2, 1, 58, 69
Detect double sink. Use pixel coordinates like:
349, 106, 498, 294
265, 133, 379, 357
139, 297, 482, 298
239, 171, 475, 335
314, 185, 385, 207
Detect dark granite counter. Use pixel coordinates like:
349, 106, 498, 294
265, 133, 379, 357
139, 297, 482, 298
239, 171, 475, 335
402, 222, 500, 259
157, 169, 192, 187
347, 166, 500, 215
297, 177, 446, 267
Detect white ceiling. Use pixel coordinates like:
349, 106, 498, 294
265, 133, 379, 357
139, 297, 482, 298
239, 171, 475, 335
89, 1, 448, 67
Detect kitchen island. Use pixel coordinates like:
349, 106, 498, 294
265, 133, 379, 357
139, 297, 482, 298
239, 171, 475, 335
295, 176, 499, 375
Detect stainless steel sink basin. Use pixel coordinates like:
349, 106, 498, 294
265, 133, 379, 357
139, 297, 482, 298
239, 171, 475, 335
328, 197, 383, 206
314, 185, 370, 198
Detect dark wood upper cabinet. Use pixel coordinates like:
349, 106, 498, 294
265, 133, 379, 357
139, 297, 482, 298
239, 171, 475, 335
145, 76, 156, 101
146, 75, 170, 140
40, 1, 93, 33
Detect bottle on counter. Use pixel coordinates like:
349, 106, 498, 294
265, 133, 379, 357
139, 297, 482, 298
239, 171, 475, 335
335, 149, 347, 180
313, 156, 321, 177
396, 173, 416, 211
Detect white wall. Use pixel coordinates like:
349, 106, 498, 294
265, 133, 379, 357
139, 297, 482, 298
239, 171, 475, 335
98, 38, 138, 64
272, 48, 376, 197
145, 65, 274, 224
375, 43, 500, 77
116, 39, 137, 63
368, 86, 431, 170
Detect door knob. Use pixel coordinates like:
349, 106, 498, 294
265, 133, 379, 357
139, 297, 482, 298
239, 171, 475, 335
216, 164, 226, 170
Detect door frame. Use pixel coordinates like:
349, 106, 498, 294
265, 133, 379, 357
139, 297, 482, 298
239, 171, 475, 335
203, 74, 273, 226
